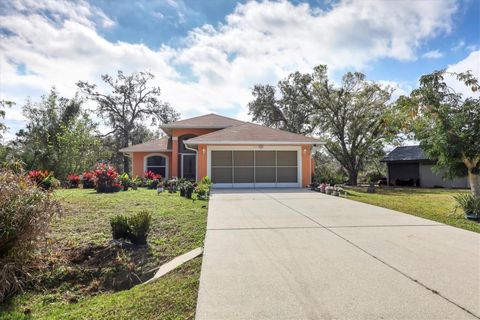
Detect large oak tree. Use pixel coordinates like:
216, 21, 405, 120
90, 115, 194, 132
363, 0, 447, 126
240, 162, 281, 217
78, 71, 180, 173
249, 65, 399, 185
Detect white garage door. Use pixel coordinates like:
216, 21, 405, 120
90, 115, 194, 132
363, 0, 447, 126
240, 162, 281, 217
210, 150, 300, 188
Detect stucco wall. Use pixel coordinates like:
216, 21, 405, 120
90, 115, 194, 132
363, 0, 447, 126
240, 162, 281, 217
419, 163, 469, 188
132, 151, 172, 178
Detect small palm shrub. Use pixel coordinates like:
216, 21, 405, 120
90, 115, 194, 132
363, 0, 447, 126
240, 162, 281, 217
128, 211, 152, 245
0, 168, 63, 303
110, 215, 130, 240
453, 194, 480, 220
109, 211, 152, 245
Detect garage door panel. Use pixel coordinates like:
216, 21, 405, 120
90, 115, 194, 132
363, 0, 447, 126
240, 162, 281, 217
212, 167, 233, 183
277, 167, 298, 183
234, 167, 254, 183
255, 151, 276, 166
233, 151, 254, 166
212, 151, 232, 166
255, 167, 276, 183
277, 151, 297, 166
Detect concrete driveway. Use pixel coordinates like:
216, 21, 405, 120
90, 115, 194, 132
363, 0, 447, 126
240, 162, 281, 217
196, 189, 480, 320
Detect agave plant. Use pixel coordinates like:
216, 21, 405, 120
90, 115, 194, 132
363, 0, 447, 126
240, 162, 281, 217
453, 193, 480, 220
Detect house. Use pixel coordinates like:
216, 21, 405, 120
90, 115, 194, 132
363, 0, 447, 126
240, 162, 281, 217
120, 114, 323, 188
381, 145, 469, 188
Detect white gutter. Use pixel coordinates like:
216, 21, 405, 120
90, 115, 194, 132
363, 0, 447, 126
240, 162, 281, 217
183, 141, 199, 181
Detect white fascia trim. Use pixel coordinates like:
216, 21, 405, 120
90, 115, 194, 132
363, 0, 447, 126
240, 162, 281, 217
120, 149, 172, 153
160, 125, 234, 129
185, 141, 324, 145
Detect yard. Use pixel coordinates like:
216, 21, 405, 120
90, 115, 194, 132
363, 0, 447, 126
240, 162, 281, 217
344, 187, 480, 233
0, 188, 208, 319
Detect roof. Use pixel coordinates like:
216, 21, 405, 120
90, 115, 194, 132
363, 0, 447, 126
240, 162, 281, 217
160, 113, 245, 135
183, 122, 323, 145
381, 145, 431, 162
119, 136, 172, 153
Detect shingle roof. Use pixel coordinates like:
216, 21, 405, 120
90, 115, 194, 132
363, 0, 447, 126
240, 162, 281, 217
382, 145, 430, 162
160, 113, 245, 129
119, 136, 172, 152
183, 122, 323, 145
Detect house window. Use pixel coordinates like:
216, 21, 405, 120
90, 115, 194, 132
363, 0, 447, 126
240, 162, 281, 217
145, 155, 168, 178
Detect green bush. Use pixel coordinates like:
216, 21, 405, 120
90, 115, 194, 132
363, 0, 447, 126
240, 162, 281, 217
109, 211, 152, 245
128, 211, 152, 245
0, 168, 63, 303
110, 215, 130, 240
454, 194, 480, 218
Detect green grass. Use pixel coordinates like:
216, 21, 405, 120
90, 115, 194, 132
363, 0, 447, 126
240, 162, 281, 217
344, 187, 479, 233
0, 188, 208, 319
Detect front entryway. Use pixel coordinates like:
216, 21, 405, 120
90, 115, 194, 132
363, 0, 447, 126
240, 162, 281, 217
181, 154, 196, 180
209, 149, 300, 188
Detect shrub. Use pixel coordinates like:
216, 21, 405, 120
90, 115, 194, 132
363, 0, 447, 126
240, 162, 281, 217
453, 194, 480, 219
127, 211, 152, 245
81, 171, 95, 189
27, 170, 59, 190
93, 163, 121, 193
0, 168, 63, 302
67, 174, 80, 188
109, 211, 152, 245
110, 215, 130, 240
144, 170, 161, 180
120, 173, 131, 191
201, 176, 212, 186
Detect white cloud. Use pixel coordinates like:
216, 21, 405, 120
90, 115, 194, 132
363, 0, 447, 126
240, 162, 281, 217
0, 0, 459, 139
445, 50, 480, 98
422, 50, 443, 59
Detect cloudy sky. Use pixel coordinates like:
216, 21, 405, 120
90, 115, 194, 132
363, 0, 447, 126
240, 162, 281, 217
0, 0, 479, 140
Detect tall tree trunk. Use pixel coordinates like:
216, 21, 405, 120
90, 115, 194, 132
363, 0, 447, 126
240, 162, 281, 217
467, 168, 479, 197
348, 170, 358, 186
122, 133, 130, 174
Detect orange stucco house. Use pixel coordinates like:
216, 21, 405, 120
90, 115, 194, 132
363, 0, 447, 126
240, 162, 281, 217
120, 114, 323, 188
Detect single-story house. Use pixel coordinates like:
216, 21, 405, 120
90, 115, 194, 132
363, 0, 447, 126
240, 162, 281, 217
381, 145, 469, 188
120, 113, 323, 188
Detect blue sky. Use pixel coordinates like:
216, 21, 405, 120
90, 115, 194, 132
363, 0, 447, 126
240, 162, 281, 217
0, 0, 479, 140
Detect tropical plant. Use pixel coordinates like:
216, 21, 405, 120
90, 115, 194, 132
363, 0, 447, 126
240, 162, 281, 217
27, 170, 59, 190
93, 163, 121, 193
81, 170, 95, 189
453, 194, 480, 219
67, 174, 80, 188
120, 173, 131, 191
397, 70, 480, 196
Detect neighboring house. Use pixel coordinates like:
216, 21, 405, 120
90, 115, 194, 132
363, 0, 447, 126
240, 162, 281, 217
381, 145, 469, 188
120, 114, 323, 188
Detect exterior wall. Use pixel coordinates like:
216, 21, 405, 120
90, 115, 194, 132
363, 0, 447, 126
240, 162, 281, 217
419, 163, 469, 188
131, 151, 172, 178
301, 144, 312, 188
197, 144, 208, 180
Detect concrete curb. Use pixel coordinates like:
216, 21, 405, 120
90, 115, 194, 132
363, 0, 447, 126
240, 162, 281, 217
144, 247, 203, 284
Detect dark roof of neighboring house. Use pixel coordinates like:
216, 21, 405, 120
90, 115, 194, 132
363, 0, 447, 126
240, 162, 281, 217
119, 136, 171, 153
382, 145, 431, 162
160, 113, 245, 135
184, 122, 323, 145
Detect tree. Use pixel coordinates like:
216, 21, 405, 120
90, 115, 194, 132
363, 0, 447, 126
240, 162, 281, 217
0, 100, 13, 140
77, 71, 180, 173
14, 89, 106, 180
397, 70, 480, 196
249, 65, 399, 185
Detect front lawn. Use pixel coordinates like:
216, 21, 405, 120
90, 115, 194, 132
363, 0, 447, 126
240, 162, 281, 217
344, 187, 479, 233
0, 188, 208, 319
